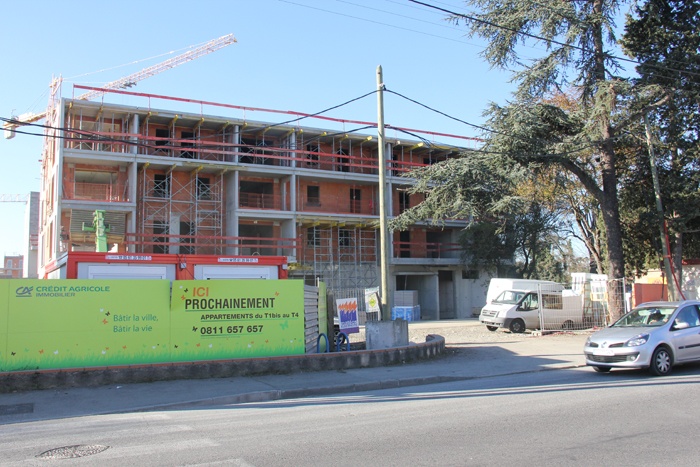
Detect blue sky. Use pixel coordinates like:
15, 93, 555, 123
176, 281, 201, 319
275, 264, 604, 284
0, 0, 633, 258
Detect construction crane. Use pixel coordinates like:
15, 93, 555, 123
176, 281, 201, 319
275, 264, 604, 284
0, 194, 29, 203
3, 33, 236, 139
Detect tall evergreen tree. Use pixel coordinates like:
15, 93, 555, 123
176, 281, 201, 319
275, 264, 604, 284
620, 0, 700, 281
404, 0, 630, 316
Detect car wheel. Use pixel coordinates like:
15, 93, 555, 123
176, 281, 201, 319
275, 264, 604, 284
508, 319, 525, 334
593, 366, 611, 373
562, 320, 574, 330
486, 325, 498, 332
649, 346, 673, 376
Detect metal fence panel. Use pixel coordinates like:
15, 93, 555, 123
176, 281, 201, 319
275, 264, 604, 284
327, 287, 380, 325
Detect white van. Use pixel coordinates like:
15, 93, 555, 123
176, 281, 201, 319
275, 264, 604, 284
484, 278, 559, 304
479, 281, 584, 333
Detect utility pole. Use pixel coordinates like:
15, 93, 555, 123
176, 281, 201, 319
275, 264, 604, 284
377, 65, 392, 320
644, 112, 676, 300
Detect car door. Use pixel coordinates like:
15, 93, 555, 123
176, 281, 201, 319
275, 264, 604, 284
517, 292, 540, 329
670, 305, 700, 362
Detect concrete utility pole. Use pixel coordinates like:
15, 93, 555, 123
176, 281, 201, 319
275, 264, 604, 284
377, 65, 392, 320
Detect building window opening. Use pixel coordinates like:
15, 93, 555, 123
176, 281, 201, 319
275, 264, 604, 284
197, 177, 211, 200
307, 226, 321, 246
240, 137, 274, 165
423, 155, 447, 165
426, 231, 441, 258
392, 153, 401, 176
155, 129, 169, 152
181, 131, 195, 158
240, 181, 273, 208
399, 231, 411, 258
307, 185, 320, 206
339, 229, 352, 247
153, 174, 169, 198
306, 144, 320, 168
180, 221, 194, 254
336, 148, 350, 172
399, 191, 410, 213
153, 222, 168, 254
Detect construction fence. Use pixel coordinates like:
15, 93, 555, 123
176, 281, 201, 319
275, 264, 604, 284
539, 278, 628, 331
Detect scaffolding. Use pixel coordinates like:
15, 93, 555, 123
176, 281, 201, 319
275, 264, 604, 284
296, 224, 378, 291
137, 165, 223, 254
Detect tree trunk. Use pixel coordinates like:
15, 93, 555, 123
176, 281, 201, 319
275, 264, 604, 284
674, 229, 684, 299
599, 143, 626, 320
593, 0, 626, 321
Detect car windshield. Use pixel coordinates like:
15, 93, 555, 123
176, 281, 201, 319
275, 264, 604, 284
493, 290, 525, 305
612, 306, 676, 327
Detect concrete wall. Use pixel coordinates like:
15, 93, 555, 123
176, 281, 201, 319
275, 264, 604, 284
0, 334, 445, 393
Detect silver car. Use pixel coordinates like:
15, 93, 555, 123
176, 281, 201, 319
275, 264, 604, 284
584, 300, 700, 376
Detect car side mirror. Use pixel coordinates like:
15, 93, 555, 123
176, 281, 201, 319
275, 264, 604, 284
673, 321, 690, 330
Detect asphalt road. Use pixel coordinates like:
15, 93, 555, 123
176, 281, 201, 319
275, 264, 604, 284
3, 320, 700, 465
3, 365, 700, 466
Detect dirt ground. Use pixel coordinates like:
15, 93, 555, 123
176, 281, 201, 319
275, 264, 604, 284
341, 319, 581, 350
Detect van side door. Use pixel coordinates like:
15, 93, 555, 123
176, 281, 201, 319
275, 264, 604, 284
517, 292, 540, 329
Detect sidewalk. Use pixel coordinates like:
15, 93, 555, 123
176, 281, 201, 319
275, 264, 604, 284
0, 321, 589, 424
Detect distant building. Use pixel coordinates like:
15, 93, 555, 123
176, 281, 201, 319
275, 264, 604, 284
0, 255, 23, 278
0, 192, 38, 278
23, 191, 40, 278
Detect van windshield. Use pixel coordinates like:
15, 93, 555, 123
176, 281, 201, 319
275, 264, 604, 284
493, 290, 525, 305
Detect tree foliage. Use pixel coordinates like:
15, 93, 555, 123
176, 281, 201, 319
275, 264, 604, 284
455, 0, 628, 293
396, 0, 631, 316
620, 0, 700, 275
394, 0, 699, 314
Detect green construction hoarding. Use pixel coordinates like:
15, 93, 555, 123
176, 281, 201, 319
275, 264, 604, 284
169, 280, 305, 361
0, 279, 306, 372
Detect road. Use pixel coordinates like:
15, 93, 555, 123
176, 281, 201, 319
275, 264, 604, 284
3, 364, 700, 466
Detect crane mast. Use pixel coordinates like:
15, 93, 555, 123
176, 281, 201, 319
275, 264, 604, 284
4, 33, 236, 139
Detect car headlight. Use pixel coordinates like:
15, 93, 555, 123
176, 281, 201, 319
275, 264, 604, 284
625, 333, 649, 347
585, 336, 591, 346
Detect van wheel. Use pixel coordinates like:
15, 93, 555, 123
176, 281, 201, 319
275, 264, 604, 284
508, 319, 525, 334
649, 346, 672, 376
486, 325, 498, 332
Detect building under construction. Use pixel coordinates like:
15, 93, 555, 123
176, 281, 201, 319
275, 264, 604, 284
28, 79, 488, 319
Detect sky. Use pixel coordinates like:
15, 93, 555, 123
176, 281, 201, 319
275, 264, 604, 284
0, 0, 635, 258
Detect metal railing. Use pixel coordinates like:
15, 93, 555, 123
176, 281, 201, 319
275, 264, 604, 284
239, 192, 282, 210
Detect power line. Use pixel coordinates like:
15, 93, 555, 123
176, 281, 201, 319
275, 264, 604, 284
381, 88, 640, 159
385, 88, 502, 137
278, 0, 480, 46
249, 90, 379, 134
407, 0, 700, 83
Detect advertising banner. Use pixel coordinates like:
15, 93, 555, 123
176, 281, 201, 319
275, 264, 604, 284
170, 279, 305, 361
336, 297, 359, 334
364, 287, 381, 319
3, 280, 171, 371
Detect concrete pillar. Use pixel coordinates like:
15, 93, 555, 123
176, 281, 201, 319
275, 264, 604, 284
225, 126, 240, 255
169, 214, 181, 254
130, 114, 139, 155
